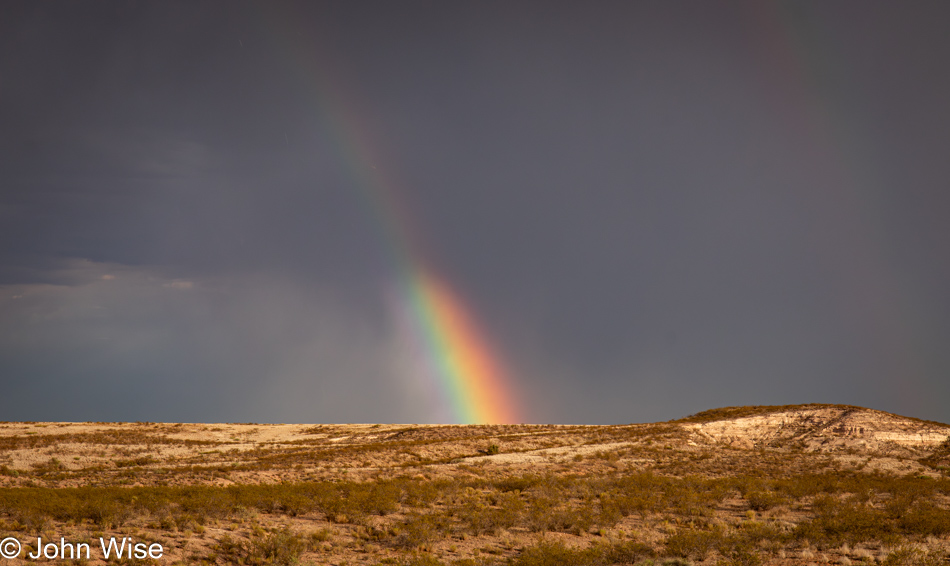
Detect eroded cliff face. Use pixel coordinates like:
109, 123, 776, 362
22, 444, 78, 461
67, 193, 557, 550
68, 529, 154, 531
683, 405, 950, 456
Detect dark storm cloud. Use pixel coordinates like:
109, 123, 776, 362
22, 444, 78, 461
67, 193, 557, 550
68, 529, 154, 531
1, 1, 949, 423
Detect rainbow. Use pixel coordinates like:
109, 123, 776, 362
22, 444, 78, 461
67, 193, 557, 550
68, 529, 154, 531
268, 8, 521, 424
403, 271, 519, 424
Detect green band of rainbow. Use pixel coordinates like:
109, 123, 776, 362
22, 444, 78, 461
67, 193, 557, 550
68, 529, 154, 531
268, 6, 521, 424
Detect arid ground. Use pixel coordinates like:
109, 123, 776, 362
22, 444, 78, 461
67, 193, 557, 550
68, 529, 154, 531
1, 404, 949, 565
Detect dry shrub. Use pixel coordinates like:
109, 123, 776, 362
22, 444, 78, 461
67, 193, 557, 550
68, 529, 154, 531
746, 490, 787, 511
402, 478, 444, 507
214, 527, 309, 566
509, 540, 653, 566
664, 527, 721, 560
794, 495, 891, 545
395, 512, 451, 548
881, 545, 946, 566
895, 500, 950, 536
459, 491, 522, 535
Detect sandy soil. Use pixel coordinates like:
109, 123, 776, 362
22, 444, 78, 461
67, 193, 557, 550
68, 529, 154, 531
0, 404, 947, 565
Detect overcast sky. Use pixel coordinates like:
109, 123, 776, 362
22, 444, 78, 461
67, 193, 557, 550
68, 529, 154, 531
2, 1, 949, 424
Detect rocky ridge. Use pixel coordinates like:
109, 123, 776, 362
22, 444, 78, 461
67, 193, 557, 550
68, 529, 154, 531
682, 404, 950, 457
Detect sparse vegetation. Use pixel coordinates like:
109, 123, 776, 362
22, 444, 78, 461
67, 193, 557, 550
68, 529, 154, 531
214, 527, 312, 565
0, 405, 947, 564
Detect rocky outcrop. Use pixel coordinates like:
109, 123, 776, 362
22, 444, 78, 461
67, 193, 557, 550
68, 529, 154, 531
682, 405, 950, 456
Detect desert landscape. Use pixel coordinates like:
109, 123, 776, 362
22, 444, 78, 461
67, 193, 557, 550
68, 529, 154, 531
0, 404, 948, 565
5, 3, 950, 565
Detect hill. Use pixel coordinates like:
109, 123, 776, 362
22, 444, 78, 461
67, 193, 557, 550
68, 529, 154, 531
0, 404, 947, 565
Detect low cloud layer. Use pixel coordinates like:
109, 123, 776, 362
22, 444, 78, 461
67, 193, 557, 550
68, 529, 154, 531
0, 260, 435, 422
